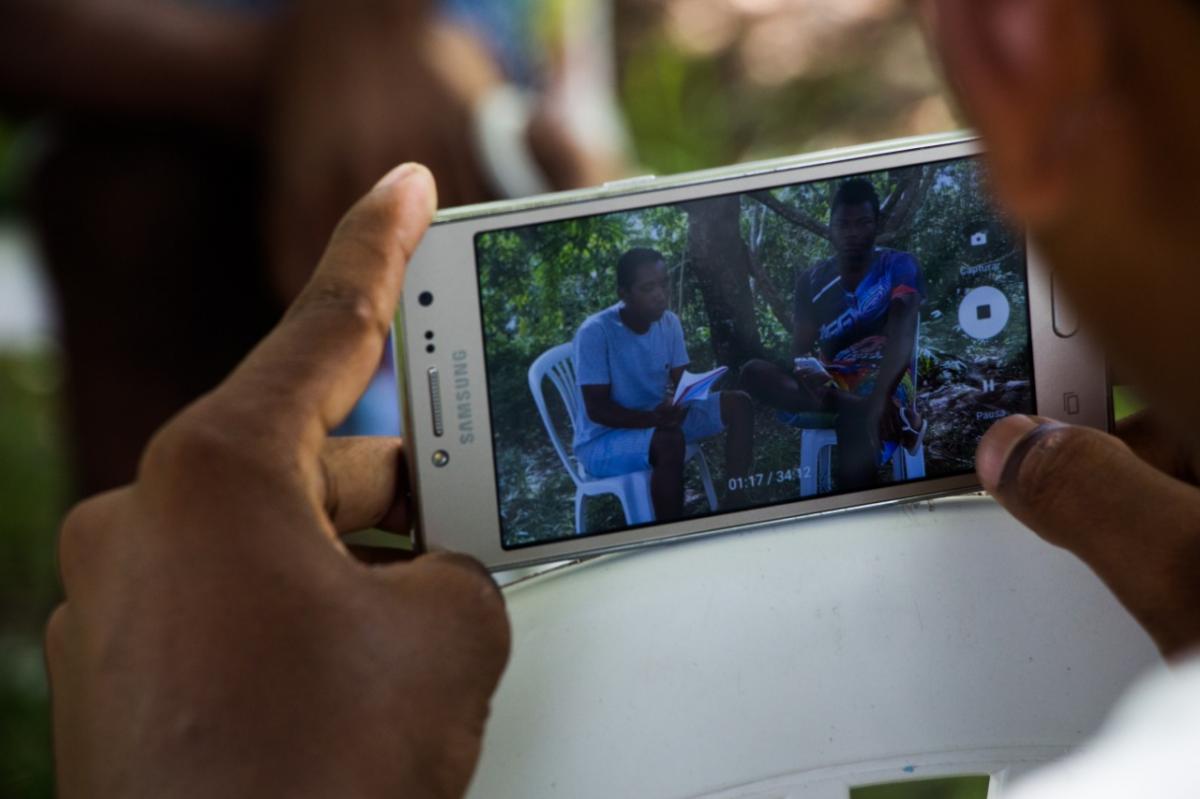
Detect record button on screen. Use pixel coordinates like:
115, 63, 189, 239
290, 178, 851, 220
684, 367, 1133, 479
958, 286, 1010, 340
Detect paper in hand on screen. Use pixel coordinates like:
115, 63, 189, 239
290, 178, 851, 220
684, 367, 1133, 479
672, 366, 728, 405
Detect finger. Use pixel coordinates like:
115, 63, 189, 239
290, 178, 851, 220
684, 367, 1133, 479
56, 488, 130, 600
393, 551, 509, 657
318, 436, 412, 535
976, 414, 1200, 655
44, 604, 70, 678
975, 414, 1199, 552
346, 544, 417, 565
44, 603, 84, 797
219, 163, 436, 446
377, 551, 510, 799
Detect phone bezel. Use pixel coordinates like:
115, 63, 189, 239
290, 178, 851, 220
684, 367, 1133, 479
396, 134, 1109, 570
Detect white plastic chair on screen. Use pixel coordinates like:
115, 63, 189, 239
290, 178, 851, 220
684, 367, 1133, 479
797, 322, 926, 497
798, 425, 925, 497
528, 343, 719, 533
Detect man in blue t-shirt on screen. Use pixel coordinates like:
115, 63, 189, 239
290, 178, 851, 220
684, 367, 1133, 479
743, 178, 925, 492
574, 248, 754, 522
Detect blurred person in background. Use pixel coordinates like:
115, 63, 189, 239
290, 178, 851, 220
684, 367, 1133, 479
0, 0, 618, 497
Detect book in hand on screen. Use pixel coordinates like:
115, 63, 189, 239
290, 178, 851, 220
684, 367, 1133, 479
672, 366, 728, 406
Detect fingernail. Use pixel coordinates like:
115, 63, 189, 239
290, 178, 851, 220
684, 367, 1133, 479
374, 162, 419, 189
374, 163, 438, 217
975, 414, 1061, 493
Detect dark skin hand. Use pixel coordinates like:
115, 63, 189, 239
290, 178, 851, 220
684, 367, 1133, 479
46, 165, 511, 797
918, 0, 1200, 658
977, 412, 1200, 657
790, 294, 919, 444
582, 375, 690, 431
581, 378, 690, 521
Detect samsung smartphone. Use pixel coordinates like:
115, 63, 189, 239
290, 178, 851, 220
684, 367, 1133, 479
394, 133, 1108, 571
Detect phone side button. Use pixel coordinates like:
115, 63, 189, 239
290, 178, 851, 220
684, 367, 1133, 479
427, 367, 445, 438
1051, 272, 1080, 338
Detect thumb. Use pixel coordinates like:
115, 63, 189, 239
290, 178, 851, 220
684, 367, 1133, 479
220, 163, 436, 447
976, 415, 1200, 656
381, 552, 511, 795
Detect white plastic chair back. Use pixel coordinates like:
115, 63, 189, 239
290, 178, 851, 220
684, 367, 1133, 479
528, 343, 587, 487
799, 428, 925, 496
528, 342, 720, 532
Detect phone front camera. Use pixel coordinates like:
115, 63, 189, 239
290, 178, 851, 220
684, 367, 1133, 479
418, 291, 434, 306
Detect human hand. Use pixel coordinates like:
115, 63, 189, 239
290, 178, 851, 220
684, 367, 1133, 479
654, 401, 690, 430
915, 0, 1200, 443
976, 412, 1200, 658
914, 0, 1200, 658
791, 360, 829, 387
46, 164, 511, 798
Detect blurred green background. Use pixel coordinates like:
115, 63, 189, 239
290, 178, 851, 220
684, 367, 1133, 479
1, 111, 64, 795
0, 1, 1133, 795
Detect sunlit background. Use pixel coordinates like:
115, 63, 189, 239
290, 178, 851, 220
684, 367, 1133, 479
0, 0, 972, 794
616, 0, 955, 172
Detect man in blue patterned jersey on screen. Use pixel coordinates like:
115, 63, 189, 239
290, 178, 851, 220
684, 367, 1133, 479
742, 178, 925, 492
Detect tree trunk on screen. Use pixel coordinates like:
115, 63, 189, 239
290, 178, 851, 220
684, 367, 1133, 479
681, 195, 764, 367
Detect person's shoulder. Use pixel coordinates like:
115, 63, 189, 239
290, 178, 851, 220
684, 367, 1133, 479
577, 304, 621, 338
799, 259, 834, 294
586, 303, 623, 326
876, 247, 921, 269
806, 257, 837, 281
656, 309, 686, 337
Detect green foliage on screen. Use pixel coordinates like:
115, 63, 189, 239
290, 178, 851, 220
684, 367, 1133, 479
479, 159, 1033, 543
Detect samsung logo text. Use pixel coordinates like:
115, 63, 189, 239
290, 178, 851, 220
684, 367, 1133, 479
452, 350, 475, 445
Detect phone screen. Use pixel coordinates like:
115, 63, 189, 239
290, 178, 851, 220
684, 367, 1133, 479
475, 156, 1036, 549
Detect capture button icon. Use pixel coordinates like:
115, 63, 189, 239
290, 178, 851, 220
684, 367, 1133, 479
958, 286, 1010, 340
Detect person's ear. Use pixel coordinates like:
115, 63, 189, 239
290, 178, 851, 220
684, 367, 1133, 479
918, 0, 1107, 226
